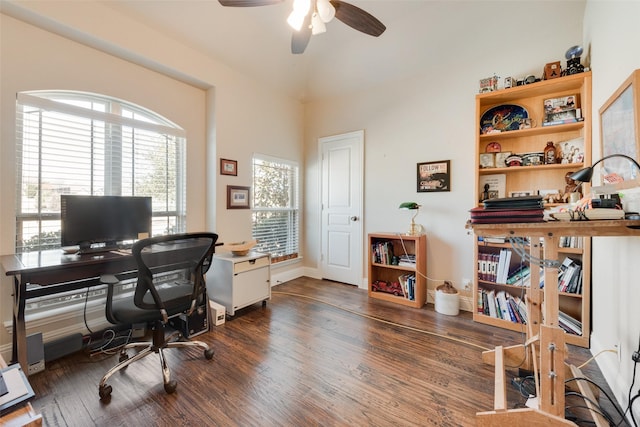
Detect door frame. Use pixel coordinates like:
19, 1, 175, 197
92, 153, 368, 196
318, 130, 365, 288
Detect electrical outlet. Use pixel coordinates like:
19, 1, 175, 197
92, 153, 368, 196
462, 278, 472, 290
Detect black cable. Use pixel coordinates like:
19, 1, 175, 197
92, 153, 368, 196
629, 393, 639, 426
619, 333, 640, 427
566, 377, 628, 423
565, 391, 616, 425
83, 285, 94, 335
564, 405, 610, 426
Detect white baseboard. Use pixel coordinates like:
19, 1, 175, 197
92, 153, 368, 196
1, 303, 109, 362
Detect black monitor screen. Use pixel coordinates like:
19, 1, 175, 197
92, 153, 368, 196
61, 195, 152, 251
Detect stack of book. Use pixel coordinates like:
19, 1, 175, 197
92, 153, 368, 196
557, 257, 583, 294
398, 274, 416, 300
477, 288, 528, 324
371, 241, 394, 265
477, 249, 512, 284
559, 311, 582, 335
470, 196, 545, 224
398, 254, 416, 267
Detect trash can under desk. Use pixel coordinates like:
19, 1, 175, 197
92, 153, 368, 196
207, 251, 271, 317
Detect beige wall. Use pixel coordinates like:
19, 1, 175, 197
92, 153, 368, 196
0, 2, 303, 355
583, 1, 640, 421
1, 0, 639, 420
303, 1, 585, 299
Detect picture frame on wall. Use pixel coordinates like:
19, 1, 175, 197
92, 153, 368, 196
220, 158, 238, 176
599, 69, 640, 183
417, 160, 451, 192
227, 185, 250, 209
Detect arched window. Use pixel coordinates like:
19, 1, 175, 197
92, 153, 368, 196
15, 91, 186, 253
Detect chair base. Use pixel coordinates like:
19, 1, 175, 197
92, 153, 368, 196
98, 321, 214, 401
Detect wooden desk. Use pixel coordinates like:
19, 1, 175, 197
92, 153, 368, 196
467, 219, 640, 426
1, 242, 209, 373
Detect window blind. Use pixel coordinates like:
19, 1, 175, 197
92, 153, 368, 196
252, 155, 300, 263
15, 91, 186, 253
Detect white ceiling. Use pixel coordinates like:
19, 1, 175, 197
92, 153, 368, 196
100, 0, 587, 103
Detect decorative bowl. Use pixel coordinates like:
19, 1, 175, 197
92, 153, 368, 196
227, 240, 257, 256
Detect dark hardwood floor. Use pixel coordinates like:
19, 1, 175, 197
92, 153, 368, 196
26, 277, 623, 426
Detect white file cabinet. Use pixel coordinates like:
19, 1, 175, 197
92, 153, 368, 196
207, 251, 271, 317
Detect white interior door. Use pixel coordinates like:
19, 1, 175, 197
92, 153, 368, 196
320, 130, 364, 286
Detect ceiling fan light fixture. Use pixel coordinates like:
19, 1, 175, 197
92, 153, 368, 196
316, 0, 335, 22
292, 0, 311, 14
287, 0, 311, 30
311, 12, 326, 34
287, 10, 306, 30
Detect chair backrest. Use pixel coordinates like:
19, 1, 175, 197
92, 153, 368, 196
131, 232, 219, 318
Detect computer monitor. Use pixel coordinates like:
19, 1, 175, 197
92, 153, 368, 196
60, 195, 152, 253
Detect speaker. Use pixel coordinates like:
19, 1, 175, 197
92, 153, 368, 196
44, 333, 83, 362
26, 333, 45, 376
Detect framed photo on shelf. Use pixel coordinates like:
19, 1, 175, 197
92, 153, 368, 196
509, 190, 535, 198
227, 185, 250, 209
220, 158, 238, 176
478, 174, 505, 202
495, 151, 512, 168
479, 153, 495, 169
599, 69, 640, 183
417, 160, 450, 192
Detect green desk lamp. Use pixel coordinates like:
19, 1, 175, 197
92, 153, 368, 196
399, 202, 422, 235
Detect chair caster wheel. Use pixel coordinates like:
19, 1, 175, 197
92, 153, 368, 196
99, 384, 112, 400
204, 348, 214, 359
164, 380, 177, 394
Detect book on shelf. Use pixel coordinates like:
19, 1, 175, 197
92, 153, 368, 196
506, 265, 530, 286
371, 241, 394, 265
559, 311, 582, 336
559, 236, 584, 249
398, 274, 415, 300
477, 288, 528, 325
496, 248, 512, 284
478, 236, 507, 244
557, 257, 583, 294
398, 254, 416, 267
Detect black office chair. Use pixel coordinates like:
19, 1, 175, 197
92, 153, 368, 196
98, 232, 219, 401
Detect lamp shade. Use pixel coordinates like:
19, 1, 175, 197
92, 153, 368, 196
570, 154, 640, 183
399, 202, 420, 210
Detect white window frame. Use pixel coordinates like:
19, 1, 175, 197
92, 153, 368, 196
15, 91, 187, 254
252, 154, 300, 263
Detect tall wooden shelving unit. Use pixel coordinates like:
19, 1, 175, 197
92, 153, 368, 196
473, 72, 592, 347
368, 233, 426, 308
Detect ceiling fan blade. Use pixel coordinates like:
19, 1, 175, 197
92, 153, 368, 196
218, 0, 283, 6
291, 15, 312, 54
330, 0, 386, 37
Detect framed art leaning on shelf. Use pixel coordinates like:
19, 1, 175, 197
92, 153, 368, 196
599, 69, 640, 183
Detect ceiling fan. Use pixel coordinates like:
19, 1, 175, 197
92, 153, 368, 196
218, 0, 386, 54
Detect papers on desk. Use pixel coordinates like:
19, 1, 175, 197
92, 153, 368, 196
0, 365, 35, 415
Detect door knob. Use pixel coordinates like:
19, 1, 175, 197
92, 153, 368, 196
350, 216, 359, 221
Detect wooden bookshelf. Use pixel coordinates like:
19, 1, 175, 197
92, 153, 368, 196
368, 233, 426, 308
473, 72, 592, 348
